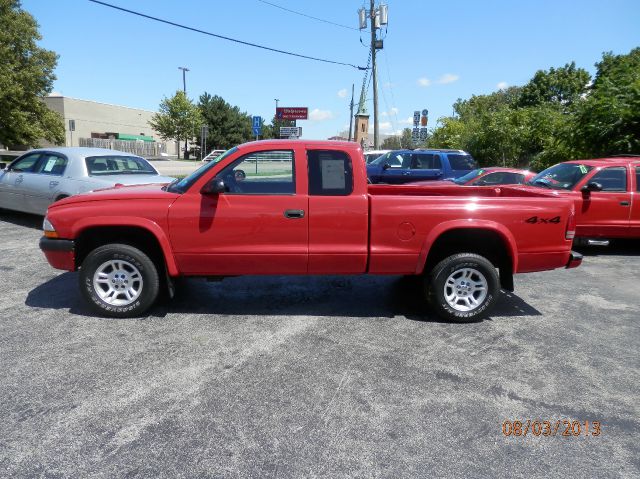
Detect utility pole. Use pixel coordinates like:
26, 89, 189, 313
348, 84, 355, 142
178, 66, 190, 159
359, 3, 387, 149
274, 98, 279, 138
370, 0, 379, 149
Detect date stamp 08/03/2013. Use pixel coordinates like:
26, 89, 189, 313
502, 420, 602, 437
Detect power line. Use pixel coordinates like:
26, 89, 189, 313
88, 0, 366, 70
256, 0, 358, 31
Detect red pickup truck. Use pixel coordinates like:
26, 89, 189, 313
40, 140, 581, 322
528, 157, 640, 243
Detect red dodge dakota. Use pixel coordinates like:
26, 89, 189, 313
40, 140, 582, 322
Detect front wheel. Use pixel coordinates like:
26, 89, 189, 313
79, 243, 160, 318
426, 253, 500, 322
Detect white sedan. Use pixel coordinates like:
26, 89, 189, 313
0, 147, 175, 215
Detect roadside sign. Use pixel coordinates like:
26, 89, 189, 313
412, 127, 420, 143
413, 111, 420, 127
276, 107, 308, 120
252, 116, 262, 137
419, 128, 428, 141
279, 126, 302, 138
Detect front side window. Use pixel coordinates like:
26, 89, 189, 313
35, 154, 67, 176
371, 151, 411, 168
217, 150, 294, 194
308, 150, 353, 196
86, 156, 156, 175
590, 167, 627, 192
9, 153, 41, 172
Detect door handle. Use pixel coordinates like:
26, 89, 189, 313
284, 209, 305, 219
15, 175, 23, 184
49, 181, 59, 187
620, 201, 630, 206
402, 171, 411, 175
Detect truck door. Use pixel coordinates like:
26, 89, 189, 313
577, 166, 631, 237
631, 166, 640, 237
168, 148, 308, 275
307, 149, 369, 273
0, 153, 42, 212
378, 151, 412, 184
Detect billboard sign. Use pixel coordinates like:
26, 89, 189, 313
276, 107, 308, 120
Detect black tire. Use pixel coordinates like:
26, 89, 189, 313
79, 243, 160, 318
426, 253, 500, 322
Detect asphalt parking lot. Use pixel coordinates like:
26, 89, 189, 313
0, 209, 638, 478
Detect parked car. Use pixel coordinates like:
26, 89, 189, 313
0, 147, 175, 215
40, 140, 580, 322
202, 149, 227, 162
410, 167, 536, 187
527, 157, 640, 243
363, 149, 390, 164
367, 149, 478, 184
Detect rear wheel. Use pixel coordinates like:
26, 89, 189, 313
426, 253, 500, 322
79, 243, 159, 317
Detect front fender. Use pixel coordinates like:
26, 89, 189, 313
72, 216, 179, 276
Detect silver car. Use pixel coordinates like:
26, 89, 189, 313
0, 147, 175, 215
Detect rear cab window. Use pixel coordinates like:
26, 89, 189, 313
85, 156, 156, 175
307, 150, 353, 196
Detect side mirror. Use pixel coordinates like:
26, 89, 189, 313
382, 163, 391, 170
580, 181, 603, 198
201, 177, 226, 195
0, 163, 6, 170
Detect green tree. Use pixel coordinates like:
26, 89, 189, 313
197, 92, 253, 151
0, 0, 64, 147
149, 91, 201, 159
518, 62, 591, 109
381, 128, 416, 149
571, 48, 640, 157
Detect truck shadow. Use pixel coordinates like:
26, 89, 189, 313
0, 209, 43, 230
26, 273, 541, 323
574, 239, 640, 257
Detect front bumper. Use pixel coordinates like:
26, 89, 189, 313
566, 250, 583, 269
39, 237, 76, 271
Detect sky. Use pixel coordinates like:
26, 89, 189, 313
21, 0, 640, 141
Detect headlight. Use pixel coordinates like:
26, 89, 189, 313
42, 217, 59, 238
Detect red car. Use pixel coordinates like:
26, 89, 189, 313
39, 140, 580, 321
528, 157, 640, 242
410, 167, 536, 187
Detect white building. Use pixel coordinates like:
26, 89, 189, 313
42, 95, 179, 156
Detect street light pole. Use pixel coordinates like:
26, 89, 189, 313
178, 66, 190, 159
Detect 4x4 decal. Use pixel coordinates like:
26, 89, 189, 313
525, 216, 561, 224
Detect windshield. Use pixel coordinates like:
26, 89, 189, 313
528, 163, 593, 190
86, 156, 157, 175
453, 169, 484, 184
167, 147, 237, 193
